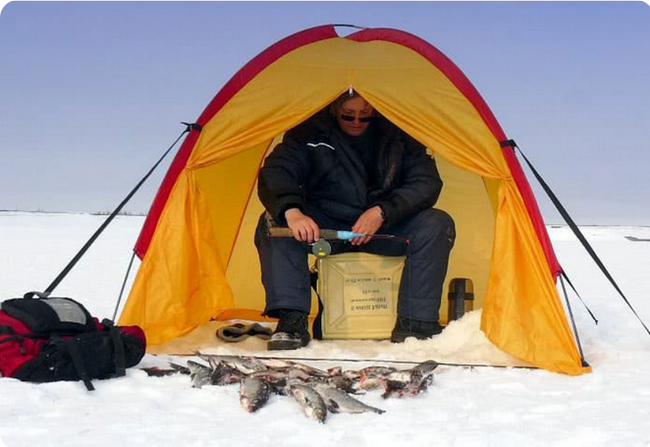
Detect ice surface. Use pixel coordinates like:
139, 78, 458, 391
1, 212, 649, 447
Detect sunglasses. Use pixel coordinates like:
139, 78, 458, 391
340, 114, 374, 123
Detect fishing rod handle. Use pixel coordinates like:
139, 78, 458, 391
268, 227, 339, 239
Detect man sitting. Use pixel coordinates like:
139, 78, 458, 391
255, 90, 456, 350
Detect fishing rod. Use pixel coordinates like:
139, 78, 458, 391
239, 354, 539, 370
267, 227, 409, 257
171, 351, 538, 370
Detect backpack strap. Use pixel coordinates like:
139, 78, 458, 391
22, 291, 50, 299
0, 326, 41, 355
102, 319, 126, 378
0, 326, 16, 335
52, 335, 95, 391
0, 328, 27, 355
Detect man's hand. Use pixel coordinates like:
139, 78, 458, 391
351, 206, 384, 245
285, 208, 320, 243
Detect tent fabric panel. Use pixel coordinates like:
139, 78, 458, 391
501, 143, 562, 277
120, 170, 235, 345
196, 25, 339, 126
481, 180, 589, 375
134, 25, 338, 258
134, 129, 201, 258
434, 155, 495, 321
193, 142, 270, 268
483, 177, 501, 216
347, 28, 507, 144
223, 135, 301, 315
223, 189, 267, 315
348, 27, 560, 279
185, 40, 355, 170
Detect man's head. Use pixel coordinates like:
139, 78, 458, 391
330, 91, 375, 137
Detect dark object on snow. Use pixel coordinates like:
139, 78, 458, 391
216, 323, 273, 343
447, 278, 474, 323
267, 310, 311, 351
2, 293, 98, 334
625, 236, 650, 242
0, 293, 146, 391
390, 315, 443, 343
140, 366, 184, 377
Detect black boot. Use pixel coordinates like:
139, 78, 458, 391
268, 309, 311, 351
390, 315, 443, 343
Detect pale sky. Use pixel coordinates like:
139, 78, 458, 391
1, 2, 649, 225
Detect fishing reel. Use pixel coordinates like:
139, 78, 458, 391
311, 239, 332, 258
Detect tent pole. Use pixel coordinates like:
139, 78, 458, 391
112, 250, 137, 322
560, 269, 598, 325
559, 273, 589, 367
331, 24, 368, 30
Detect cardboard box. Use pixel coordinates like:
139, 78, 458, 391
318, 252, 405, 339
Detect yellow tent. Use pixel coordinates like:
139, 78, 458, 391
119, 25, 590, 375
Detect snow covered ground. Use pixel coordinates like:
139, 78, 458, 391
1, 212, 649, 447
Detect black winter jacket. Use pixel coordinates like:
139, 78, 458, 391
258, 109, 443, 228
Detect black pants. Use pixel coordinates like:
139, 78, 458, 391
254, 207, 456, 323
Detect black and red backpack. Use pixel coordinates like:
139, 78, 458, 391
0, 292, 146, 390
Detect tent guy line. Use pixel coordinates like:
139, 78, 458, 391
41, 123, 193, 298
510, 140, 649, 337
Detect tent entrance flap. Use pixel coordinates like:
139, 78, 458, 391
221, 134, 323, 318
193, 141, 272, 269
432, 155, 496, 322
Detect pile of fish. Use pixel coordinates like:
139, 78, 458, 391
143, 353, 439, 423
